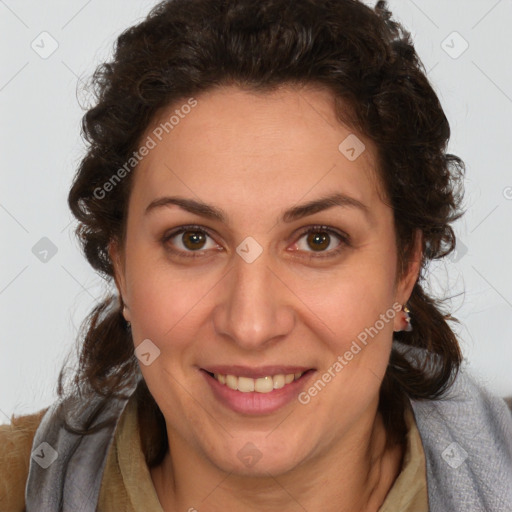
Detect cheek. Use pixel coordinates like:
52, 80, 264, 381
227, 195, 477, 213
294, 260, 397, 344
124, 248, 220, 353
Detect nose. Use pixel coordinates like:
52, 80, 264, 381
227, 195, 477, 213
212, 250, 296, 351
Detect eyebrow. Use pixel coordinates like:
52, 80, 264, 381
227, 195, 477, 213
144, 192, 370, 223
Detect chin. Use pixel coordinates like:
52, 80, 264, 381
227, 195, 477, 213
205, 435, 311, 477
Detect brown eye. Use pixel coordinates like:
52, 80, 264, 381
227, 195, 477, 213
163, 226, 219, 255
292, 225, 349, 259
306, 231, 330, 251
182, 230, 207, 250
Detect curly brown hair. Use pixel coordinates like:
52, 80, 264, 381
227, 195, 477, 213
60, 0, 465, 467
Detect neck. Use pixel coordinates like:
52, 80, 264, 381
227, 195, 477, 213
150, 406, 404, 512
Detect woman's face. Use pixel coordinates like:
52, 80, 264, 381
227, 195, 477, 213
111, 84, 419, 476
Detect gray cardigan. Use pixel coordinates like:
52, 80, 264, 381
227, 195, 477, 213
25, 354, 512, 511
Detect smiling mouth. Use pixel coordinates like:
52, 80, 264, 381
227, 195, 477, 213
203, 370, 312, 393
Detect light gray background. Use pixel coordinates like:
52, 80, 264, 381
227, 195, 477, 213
1, 0, 511, 421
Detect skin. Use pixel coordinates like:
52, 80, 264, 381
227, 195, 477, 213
110, 84, 422, 512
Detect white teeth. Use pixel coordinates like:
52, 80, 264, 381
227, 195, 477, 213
212, 372, 304, 393
254, 376, 273, 393
226, 374, 238, 390
273, 374, 285, 389
237, 376, 255, 392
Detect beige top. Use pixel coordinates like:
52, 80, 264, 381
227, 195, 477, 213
98, 397, 428, 511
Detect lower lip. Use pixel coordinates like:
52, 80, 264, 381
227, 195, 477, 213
201, 369, 315, 415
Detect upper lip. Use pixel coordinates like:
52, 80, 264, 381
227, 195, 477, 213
201, 365, 314, 379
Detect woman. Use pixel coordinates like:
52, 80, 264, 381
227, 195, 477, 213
1, 0, 511, 511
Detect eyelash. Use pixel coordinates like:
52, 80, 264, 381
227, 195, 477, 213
161, 224, 351, 260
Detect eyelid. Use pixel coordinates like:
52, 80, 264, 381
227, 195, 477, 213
293, 224, 349, 243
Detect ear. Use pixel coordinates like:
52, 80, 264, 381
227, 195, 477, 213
393, 229, 422, 329
108, 239, 130, 322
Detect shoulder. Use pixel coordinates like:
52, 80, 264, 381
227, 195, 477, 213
410, 368, 512, 511
24, 391, 134, 512
412, 368, 512, 438
0, 407, 49, 512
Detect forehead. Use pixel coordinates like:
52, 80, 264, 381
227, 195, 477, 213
129, 84, 384, 217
